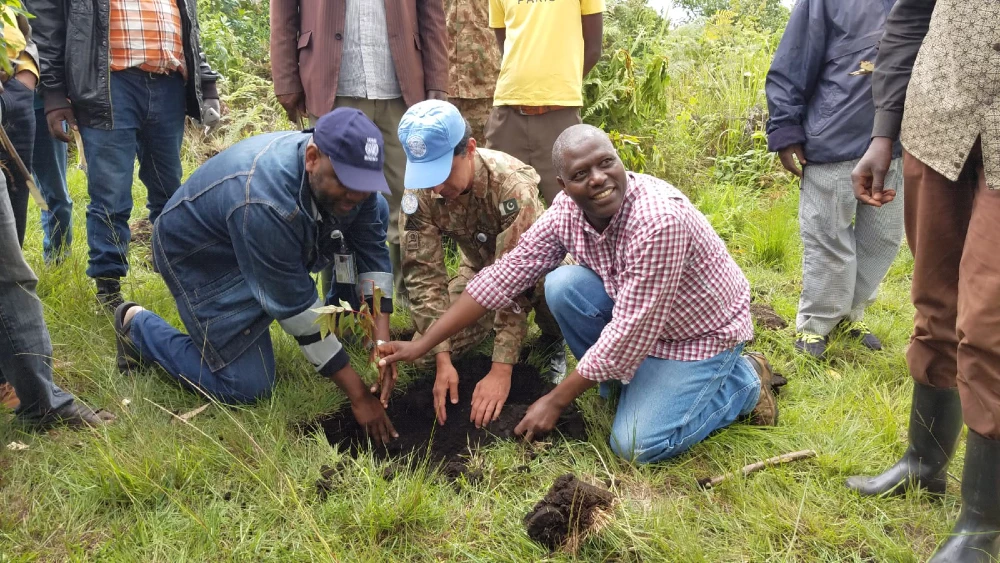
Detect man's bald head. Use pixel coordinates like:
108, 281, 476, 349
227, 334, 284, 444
552, 124, 616, 177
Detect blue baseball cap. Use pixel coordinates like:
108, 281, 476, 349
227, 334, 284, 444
397, 100, 468, 189
312, 108, 390, 194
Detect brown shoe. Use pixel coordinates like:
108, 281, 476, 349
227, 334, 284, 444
41, 402, 116, 429
0, 382, 19, 411
744, 352, 778, 426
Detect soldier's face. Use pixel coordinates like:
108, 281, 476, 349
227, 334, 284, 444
306, 144, 370, 216
556, 137, 627, 231
431, 139, 477, 200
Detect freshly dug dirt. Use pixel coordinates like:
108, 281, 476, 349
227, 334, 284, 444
318, 354, 587, 464
129, 217, 153, 246
524, 474, 614, 550
750, 303, 788, 331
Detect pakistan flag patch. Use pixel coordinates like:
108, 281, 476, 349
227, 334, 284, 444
499, 198, 519, 218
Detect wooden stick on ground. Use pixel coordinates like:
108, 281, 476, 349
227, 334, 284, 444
697, 449, 817, 490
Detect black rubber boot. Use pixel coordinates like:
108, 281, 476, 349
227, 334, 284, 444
846, 382, 963, 496
96, 278, 124, 311
928, 430, 1000, 562
114, 301, 143, 374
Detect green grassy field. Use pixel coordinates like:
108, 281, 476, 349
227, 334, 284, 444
0, 2, 968, 561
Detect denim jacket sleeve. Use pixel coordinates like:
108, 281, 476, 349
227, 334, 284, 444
344, 193, 394, 314
228, 202, 350, 377
764, 0, 827, 153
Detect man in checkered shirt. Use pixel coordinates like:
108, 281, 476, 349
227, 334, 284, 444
379, 124, 781, 463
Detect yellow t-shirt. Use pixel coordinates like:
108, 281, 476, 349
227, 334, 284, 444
2, 7, 38, 78
489, 0, 604, 107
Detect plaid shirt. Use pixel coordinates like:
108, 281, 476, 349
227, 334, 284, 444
466, 172, 753, 383
109, 0, 186, 76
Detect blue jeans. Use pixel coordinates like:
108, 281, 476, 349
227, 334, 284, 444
129, 310, 276, 404
544, 265, 761, 463
79, 69, 185, 280
1, 77, 36, 247
0, 167, 75, 420
33, 94, 72, 263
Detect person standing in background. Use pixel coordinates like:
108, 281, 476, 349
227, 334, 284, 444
31, 90, 72, 264
445, 0, 501, 140
764, 0, 903, 360
485, 0, 604, 206
269, 0, 449, 307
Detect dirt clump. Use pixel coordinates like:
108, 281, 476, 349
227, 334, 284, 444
129, 217, 153, 246
318, 354, 587, 466
750, 303, 787, 331
524, 474, 614, 550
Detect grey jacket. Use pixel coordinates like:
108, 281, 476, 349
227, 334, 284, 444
765, 0, 902, 164
29, 0, 219, 129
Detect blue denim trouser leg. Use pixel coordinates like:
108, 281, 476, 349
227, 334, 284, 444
79, 70, 185, 280
129, 310, 277, 404
544, 265, 761, 463
33, 96, 72, 263
1, 77, 37, 247
0, 171, 75, 420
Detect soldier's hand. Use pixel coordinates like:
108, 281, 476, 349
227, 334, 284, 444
433, 362, 460, 426
852, 137, 895, 207
470, 363, 512, 428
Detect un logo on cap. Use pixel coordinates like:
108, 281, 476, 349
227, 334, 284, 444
406, 135, 427, 159
365, 137, 379, 162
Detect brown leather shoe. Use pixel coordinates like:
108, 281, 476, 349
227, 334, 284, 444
0, 382, 19, 410
42, 402, 116, 429
744, 352, 778, 426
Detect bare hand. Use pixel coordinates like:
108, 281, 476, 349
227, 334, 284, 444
377, 340, 427, 367
514, 394, 564, 443
46, 108, 77, 143
350, 393, 398, 445
433, 362, 460, 426
470, 365, 511, 428
277, 92, 307, 124
778, 144, 807, 178
852, 137, 896, 207
370, 343, 398, 408
426, 89, 448, 101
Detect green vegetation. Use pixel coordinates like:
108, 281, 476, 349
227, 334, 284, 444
0, 1, 959, 560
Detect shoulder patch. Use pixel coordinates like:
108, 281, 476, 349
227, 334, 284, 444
499, 198, 519, 218
404, 214, 419, 232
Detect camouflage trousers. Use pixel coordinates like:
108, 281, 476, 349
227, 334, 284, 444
450, 98, 494, 143
414, 265, 563, 367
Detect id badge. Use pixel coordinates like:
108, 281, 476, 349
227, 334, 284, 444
334, 253, 357, 285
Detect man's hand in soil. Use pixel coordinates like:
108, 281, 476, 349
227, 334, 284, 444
852, 136, 895, 207
329, 362, 398, 443
470, 362, 512, 428
778, 144, 807, 178
433, 353, 460, 425
515, 371, 596, 442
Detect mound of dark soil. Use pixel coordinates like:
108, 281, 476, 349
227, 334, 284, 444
750, 303, 788, 331
129, 217, 153, 246
318, 354, 587, 464
524, 474, 614, 550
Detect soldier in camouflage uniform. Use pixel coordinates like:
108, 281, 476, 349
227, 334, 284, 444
445, 0, 500, 140
397, 99, 566, 428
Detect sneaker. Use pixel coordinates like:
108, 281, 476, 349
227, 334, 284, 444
794, 332, 827, 359
96, 278, 124, 311
114, 301, 143, 374
744, 351, 778, 426
843, 320, 882, 351
0, 382, 19, 411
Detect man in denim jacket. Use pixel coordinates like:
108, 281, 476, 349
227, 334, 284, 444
765, 0, 904, 359
113, 108, 398, 443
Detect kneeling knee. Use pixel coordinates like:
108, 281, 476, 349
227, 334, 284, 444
609, 427, 689, 464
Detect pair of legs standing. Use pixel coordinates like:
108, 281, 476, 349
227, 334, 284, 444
544, 265, 765, 463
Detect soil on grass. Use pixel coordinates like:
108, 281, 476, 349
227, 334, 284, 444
750, 302, 788, 331
317, 354, 588, 465
524, 474, 614, 550
129, 217, 153, 246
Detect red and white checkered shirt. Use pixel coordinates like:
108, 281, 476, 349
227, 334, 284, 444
466, 172, 753, 383
109, 0, 186, 76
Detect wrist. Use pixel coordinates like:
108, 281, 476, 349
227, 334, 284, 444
435, 351, 453, 369
489, 362, 513, 378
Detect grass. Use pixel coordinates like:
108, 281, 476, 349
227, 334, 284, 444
0, 142, 967, 562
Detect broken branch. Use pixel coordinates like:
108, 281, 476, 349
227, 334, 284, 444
697, 449, 817, 489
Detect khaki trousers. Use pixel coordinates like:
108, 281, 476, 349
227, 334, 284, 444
905, 142, 1000, 438
485, 105, 582, 206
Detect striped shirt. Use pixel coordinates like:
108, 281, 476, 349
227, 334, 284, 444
336, 0, 401, 99
109, 0, 186, 76
466, 172, 754, 383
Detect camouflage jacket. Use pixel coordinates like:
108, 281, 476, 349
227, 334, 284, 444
445, 0, 501, 100
402, 148, 544, 364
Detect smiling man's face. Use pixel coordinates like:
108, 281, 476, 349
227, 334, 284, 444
556, 135, 627, 232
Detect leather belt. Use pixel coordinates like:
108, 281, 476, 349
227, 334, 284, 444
507, 105, 569, 116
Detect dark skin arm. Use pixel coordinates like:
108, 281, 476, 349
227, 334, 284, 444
329, 362, 398, 444
494, 28, 506, 57
514, 370, 596, 442
582, 13, 603, 77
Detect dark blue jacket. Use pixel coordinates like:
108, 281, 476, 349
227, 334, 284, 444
765, 0, 902, 164
152, 132, 392, 374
